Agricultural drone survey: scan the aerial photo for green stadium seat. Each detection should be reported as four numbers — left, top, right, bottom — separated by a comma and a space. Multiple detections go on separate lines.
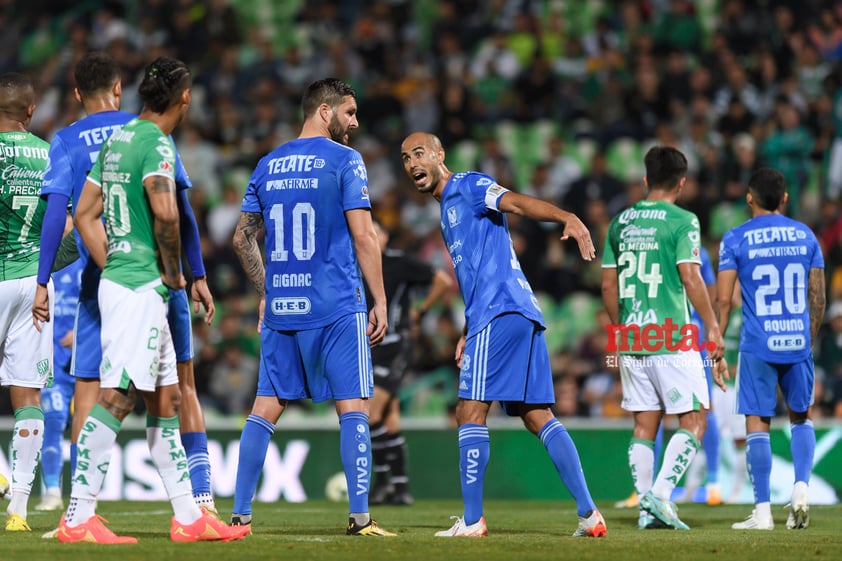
448, 140, 480, 172
606, 137, 644, 182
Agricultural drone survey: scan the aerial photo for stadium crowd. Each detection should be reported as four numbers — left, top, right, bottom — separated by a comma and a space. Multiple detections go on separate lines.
2, 0, 842, 420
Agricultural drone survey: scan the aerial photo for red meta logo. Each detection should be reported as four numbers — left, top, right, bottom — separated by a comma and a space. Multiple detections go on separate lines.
605, 318, 717, 353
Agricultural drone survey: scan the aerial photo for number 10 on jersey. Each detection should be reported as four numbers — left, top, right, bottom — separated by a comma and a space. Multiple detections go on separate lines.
269, 202, 315, 262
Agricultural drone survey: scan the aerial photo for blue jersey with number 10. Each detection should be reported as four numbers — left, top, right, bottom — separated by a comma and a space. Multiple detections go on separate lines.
242, 136, 371, 331
439, 171, 545, 338
719, 213, 824, 363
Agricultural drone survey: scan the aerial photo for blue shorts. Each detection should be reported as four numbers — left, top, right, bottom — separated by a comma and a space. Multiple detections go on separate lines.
42, 371, 74, 421
458, 313, 554, 413
71, 298, 101, 379
257, 312, 373, 402
735, 351, 814, 416
167, 287, 193, 362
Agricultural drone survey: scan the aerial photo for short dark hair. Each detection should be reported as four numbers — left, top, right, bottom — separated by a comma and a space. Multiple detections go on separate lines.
75, 52, 121, 97
0, 72, 34, 118
748, 167, 786, 211
644, 146, 688, 190
138, 56, 191, 114
301, 78, 356, 119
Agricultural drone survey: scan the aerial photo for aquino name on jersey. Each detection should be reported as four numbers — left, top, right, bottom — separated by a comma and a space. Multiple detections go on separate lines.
719, 216, 824, 361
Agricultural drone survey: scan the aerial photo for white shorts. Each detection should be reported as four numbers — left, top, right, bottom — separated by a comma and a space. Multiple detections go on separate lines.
0, 276, 53, 388
619, 351, 710, 414
98, 278, 177, 392
712, 384, 746, 440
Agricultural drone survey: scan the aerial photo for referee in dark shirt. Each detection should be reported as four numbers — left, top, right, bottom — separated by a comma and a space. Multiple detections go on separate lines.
366, 222, 453, 505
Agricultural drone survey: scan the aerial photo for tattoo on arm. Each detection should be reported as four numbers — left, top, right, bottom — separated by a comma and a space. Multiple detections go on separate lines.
233, 212, 266, 296
149, 176, 175, 194
808, 268, 826, 344
155, 216, 181, 277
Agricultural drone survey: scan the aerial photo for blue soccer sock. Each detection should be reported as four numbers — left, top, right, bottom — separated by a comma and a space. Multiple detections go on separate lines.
41, 412, 65, 489
233, 414, 274, 516
703, 411, 720, 484
746, 431, 772, 504
181, 431, 212, 496
790, 420, 815, 484
70, 442, 77, 478
539, 419, 596, 516
340, 412, 371, 515
458, 424, 489, 526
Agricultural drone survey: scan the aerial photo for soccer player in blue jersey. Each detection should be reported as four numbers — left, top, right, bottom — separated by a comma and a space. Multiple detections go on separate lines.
717, 167, 825, 531
230, 78, 393, 536
400, 131, 606, 538
681, 245, 723, 506
30, 52, 218, 519
36, 256, 82, 512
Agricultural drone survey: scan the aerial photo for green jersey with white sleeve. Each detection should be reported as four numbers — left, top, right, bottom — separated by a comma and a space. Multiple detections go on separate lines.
0, 131, 49, 281
602, 199, 703, 355
86, 118, 176, 297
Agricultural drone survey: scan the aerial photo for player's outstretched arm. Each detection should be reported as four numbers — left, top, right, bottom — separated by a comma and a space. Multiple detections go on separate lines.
346, 208, 387, 347
74, 179, 107, 269
496, 191, 595, 260
145, 175, 185, 290
808, 267, 826, 344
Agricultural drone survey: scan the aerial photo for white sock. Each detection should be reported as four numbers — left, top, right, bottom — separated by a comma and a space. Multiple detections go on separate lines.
755, 501, 772, 519
194, 492, 215, 509
628, 439, 655, 496
147, 417, 201, 525
652, 430, 700, 501
682, 450, 707, 498
67, 405, 121, 526
8, 407, 45, 518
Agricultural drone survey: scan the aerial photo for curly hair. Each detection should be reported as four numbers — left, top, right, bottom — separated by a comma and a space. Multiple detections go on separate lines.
138, 56, 191, 114
75, 52, 121, 97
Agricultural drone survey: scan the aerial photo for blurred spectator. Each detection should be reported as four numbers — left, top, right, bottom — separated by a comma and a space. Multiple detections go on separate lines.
652, 0, 702, 53
546, 136, 584, 201
207, 344, 258, 416
563, 151, 626, 219
815, 301, 842, 416
760, 102, 814, 216
207, 183, 245, 248
476, 135, 516, 188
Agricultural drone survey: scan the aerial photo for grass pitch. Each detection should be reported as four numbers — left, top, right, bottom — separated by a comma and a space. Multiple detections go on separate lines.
4, 499, 842, 561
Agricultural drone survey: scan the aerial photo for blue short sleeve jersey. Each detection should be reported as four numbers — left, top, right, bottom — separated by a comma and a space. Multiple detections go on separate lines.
41, 110, 191, 298
439, 172, 544, 337
690, 245, 715, 330
719, 214, 825, 363
242, 137, 371, 330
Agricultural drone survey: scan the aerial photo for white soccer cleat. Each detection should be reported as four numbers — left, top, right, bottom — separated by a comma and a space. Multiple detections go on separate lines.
732, 509, 774, 530
573, 509, 607, 537
434, 516, 488, 537
786, 482, 810, 529
35, 491, 64, 511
